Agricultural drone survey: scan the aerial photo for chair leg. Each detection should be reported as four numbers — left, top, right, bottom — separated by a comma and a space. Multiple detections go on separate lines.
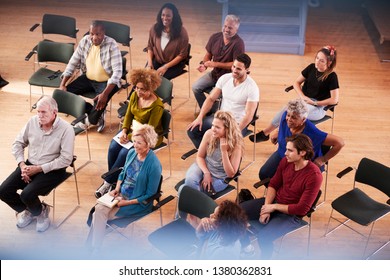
51, 169, 80, 228
366, 239, 390, 260
163, 138, 172, 181
317, 166, 329, 207
76, 130, 92, 172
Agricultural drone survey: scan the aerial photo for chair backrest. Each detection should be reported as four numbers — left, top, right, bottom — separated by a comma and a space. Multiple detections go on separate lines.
52, 89, 86, 119
149, 175, 163, 209
155, 77, 173, 105
178, 186, 218, 218
41, 14, 78, 38
37, 40, 74, 64
160, 109, 171, 140
355, 157, 390, 197
305, 189, 322, 218
98, 20, 131, 46
184, 43, 191, 66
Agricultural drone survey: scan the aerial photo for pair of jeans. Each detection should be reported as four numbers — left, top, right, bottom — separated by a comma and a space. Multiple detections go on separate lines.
105, 139, 131, 184
66, 74, 119, 125
192, 72, 216, 108
183, 162, 227, 193
259, 151, 282, 181
240, 198, 305, 259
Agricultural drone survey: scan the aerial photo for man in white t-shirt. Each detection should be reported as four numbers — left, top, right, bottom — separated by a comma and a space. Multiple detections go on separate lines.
187, 53, 259, 148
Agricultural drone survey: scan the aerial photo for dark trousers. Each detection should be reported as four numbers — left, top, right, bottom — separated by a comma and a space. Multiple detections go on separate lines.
240, 198, 305, 259
67, 75, 119, 125
152, 60, 185, 80
0, 162, 67, 216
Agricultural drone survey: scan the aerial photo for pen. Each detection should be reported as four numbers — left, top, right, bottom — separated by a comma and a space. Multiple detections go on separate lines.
111, 195, 116, 202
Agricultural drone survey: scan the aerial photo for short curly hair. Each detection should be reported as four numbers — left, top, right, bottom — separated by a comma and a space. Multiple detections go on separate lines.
287, 98, 309, 119
130, 68, 161, 92
132, 124, 158, 148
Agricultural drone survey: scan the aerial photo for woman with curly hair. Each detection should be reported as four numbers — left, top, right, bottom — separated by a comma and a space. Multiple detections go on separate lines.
95, 68, 164, 198
182, 110, 243, 195
196, 200, 248, 259
146, 2, 189, 79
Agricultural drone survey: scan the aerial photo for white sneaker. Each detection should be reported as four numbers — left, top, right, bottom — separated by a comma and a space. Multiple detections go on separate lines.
16, 209, 33, 228
36, 203, 51, 232
96, 111, 105, 133
74, 114, 90, 130
95, 181, 112, 198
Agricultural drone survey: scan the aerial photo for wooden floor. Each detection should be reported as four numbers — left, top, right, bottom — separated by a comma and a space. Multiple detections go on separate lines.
0, 0, 389, 260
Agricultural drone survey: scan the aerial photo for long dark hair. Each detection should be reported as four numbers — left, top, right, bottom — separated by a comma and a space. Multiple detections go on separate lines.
154, 3, 183, 40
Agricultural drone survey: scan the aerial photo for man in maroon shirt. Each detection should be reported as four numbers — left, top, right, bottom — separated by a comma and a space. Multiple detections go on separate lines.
192, 14, 245, 109
240, 133, 322, 259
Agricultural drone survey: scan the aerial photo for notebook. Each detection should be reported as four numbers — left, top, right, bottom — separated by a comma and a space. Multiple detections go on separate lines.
96, 192, 119, 208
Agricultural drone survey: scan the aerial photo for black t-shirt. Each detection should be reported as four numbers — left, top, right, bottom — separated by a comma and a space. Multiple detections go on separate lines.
301, 63, 339, 101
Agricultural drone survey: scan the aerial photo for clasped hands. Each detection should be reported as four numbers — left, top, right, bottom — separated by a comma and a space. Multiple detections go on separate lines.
259, 204, 274, 224
20, 164, 40, 183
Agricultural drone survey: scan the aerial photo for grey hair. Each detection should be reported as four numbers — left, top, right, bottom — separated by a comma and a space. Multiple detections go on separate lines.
287, 99, 309, 119
37, 96, 58, 113
225, 14, 240, 28
132, 124, 158, 148
91, 20, 105, 32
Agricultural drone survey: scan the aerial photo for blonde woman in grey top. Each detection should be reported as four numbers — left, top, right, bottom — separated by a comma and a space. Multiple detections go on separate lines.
183, 110, 243, 194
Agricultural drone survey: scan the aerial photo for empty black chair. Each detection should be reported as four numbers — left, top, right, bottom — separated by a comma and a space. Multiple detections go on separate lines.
325, 157, 390, 259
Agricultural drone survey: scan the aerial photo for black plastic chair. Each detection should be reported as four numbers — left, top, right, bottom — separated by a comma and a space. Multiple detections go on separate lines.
97, 20, 133, 69
153, 109, 172, 180
26, 14, 78, 65
171, 43, 192, 104
52, 89, 91, 171
29, 14, 78, 43
148, 185, 217, 259
27, 41, 74, 111
325, 157, 390, 259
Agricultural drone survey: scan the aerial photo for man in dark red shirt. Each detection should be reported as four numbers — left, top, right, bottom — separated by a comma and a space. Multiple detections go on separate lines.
240, 133, 323, 259
192, 14, 245, 108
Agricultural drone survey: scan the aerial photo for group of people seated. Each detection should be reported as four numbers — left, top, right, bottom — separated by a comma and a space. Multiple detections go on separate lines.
0, 2, 345, 259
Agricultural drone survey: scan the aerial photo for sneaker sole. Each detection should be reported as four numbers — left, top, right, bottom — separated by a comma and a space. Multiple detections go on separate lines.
36, 220, 51, 232
16, 218, 34, 228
